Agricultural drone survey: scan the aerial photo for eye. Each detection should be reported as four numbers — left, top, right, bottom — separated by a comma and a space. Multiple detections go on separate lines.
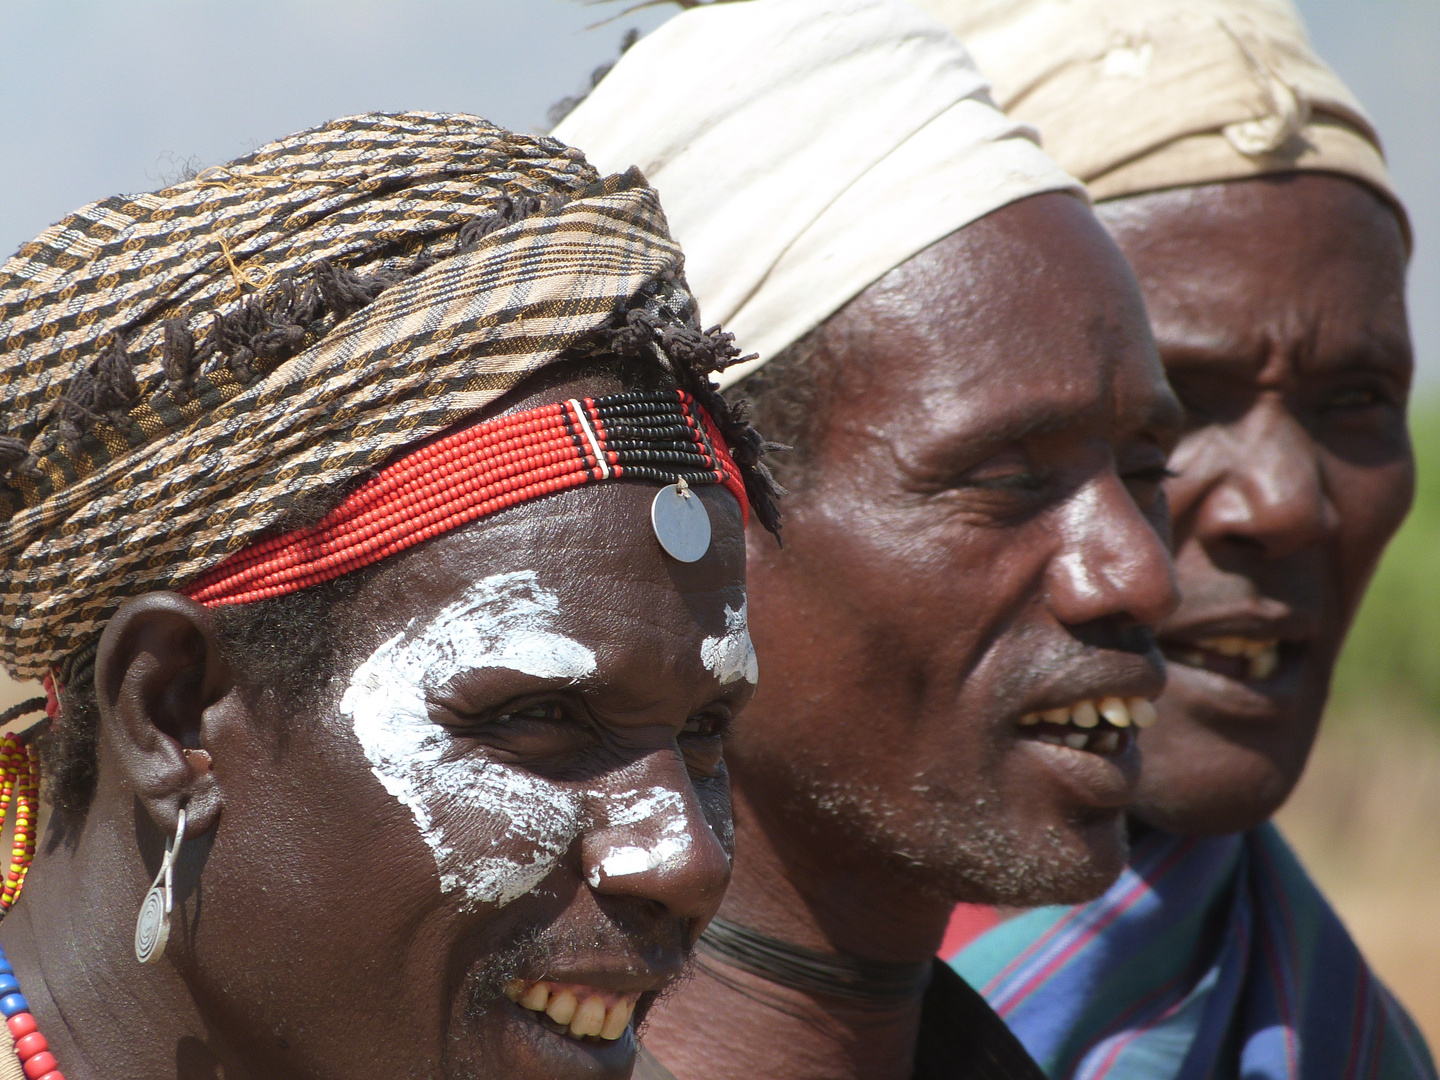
435, 696, 591, 762
679, 711, 730, 778
964, 454, 1049, 492
1120, 446, 1177, 510
504, 702, 567, 722
681, 712, 730, 739
1322, 385, 1391, 411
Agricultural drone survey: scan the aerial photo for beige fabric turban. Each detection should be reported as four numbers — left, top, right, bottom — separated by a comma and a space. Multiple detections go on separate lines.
913, 0, 1406, 238
553, 0, 1084, 387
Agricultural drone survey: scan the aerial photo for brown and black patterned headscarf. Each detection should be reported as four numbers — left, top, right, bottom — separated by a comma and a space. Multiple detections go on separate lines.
0, 111, 777, 683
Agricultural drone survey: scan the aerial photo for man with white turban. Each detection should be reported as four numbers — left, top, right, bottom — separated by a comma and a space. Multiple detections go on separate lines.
910, 1, 1435, 1077
556, 2, 1185, 1077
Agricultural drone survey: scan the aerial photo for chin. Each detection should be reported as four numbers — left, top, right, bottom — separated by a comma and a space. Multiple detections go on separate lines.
1131, 760, 1297, 837
826, 789, 1132, 909
444, 994, 642, 1080
1130, 702, 1314, 836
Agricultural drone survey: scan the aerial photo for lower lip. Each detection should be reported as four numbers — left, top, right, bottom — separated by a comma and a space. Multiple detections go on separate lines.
1160, 647, 1305, 724
497, 999, 639, 1079
1011, 729, 1139, 811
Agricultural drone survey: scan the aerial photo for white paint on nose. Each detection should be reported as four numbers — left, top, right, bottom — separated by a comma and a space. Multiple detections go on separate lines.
700, 600, 758, 686
587, 786, 694, 887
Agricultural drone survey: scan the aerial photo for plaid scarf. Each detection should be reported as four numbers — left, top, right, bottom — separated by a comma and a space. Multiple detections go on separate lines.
0, 111, 699, 679
954, 824, 1437, 1080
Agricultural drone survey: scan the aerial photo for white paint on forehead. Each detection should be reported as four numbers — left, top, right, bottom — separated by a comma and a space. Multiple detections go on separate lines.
700, 600, 759, 686
587, 786, 694, 887
340, 570, 596, 909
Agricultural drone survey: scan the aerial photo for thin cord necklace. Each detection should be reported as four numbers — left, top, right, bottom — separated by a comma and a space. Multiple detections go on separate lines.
696, 915, 933, 1006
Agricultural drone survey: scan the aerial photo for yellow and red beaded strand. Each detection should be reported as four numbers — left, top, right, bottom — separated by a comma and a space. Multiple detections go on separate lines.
0, 741, 38, 913
0, 733, 40, 915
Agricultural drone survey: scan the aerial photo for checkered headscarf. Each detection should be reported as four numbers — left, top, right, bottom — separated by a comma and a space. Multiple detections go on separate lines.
0, 112, 703, 679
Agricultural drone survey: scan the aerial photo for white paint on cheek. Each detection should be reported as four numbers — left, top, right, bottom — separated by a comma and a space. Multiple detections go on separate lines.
586, 786, 694, 888
340, 570, 597, 909
700, 600, 759, 686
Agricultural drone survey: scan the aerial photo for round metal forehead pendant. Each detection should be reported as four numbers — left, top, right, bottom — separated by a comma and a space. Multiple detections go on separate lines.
651, 481, 711, 563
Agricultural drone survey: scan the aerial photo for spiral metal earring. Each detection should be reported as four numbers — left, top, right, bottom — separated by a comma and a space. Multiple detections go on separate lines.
134, 807, 186, 964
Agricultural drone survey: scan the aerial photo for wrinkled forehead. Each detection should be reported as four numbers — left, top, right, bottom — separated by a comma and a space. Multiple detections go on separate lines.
1094, 176, 1412, 368
826, 202, 1166, 445
339, 480, 748, 674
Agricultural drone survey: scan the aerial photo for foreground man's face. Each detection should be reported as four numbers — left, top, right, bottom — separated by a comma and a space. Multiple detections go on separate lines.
1099, 175, 1415, 835
736, 192, 1181, 906
197, 479, 749, 1080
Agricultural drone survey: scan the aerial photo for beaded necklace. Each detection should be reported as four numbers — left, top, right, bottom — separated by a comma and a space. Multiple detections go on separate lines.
0, 699, 56, 1080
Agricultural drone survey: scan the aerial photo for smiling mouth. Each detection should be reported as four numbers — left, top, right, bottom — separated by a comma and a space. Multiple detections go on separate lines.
504, 980, 641, 1043
1017, 695, 1157, 754
1164, 636, 1282, 683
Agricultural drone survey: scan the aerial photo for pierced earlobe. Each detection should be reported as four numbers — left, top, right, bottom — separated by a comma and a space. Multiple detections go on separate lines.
135, 805, 187, 964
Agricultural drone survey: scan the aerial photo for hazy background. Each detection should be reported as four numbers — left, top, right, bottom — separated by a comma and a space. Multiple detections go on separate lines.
2, 0, 1438, 1046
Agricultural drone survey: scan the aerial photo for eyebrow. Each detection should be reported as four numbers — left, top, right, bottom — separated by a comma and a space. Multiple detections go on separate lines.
904, 398, 1110, 470
1156, 328, 1413, 380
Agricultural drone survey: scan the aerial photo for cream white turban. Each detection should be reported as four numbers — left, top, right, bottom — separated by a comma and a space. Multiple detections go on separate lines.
912, 0, 1406, 238
553, 0, 1084, 386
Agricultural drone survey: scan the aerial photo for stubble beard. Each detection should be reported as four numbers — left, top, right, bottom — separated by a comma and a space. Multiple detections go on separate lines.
778, 766, 1124, 909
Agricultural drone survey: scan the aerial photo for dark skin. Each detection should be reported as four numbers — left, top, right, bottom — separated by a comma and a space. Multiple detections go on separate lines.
1096, 174, 1415, 835
0, 372, 751, 1080
644, 191, 1182, 1080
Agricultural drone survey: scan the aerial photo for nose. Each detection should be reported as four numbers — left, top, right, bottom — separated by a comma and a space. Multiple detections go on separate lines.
1047, 470, 1180, 629
580, 751, 731, 926
1179, 398, 1339, 560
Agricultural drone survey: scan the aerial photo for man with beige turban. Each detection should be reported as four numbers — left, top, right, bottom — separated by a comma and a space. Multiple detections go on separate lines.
911, 1, 1435, 1077
556, 1, 1188, 1076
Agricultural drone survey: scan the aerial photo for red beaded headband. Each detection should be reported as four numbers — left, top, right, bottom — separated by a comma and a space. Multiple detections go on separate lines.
183, 389, 747, 607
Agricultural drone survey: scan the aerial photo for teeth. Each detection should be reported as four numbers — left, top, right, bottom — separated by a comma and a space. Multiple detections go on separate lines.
569, 995, 607, 1038
1098, 696, 1131, 728
520, 981, 551, 1011
1195, 636, 1279, 660
1128, 697, 1159, 728
600, 999, 633, 1041
509, 981, 639, 1042
546, 990, 578, 1027
1019, 696, 1158, 748
1179, 637, 1282, 681
1248, 647, 1279, 681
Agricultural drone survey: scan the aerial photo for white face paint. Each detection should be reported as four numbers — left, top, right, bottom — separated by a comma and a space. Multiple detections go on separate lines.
587, 786, 694, 888
340, 570, 597, 909
700, 599, 759, 686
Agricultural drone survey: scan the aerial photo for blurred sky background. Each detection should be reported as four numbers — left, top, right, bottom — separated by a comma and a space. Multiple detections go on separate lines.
2, 0, 1439, 1042
1, 0, 1437, 387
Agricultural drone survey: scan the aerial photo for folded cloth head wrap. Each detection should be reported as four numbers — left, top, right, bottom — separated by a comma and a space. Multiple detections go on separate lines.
913, 0, 1408, 242
0, 111, 771, 681
552, 0, 1085, 387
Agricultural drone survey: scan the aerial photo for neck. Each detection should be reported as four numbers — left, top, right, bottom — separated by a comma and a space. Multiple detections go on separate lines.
0, 803, 251, 1080
641, 780, 953, 1080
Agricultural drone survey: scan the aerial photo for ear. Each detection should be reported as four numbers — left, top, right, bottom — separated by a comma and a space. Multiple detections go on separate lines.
94, 592, 233, 840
